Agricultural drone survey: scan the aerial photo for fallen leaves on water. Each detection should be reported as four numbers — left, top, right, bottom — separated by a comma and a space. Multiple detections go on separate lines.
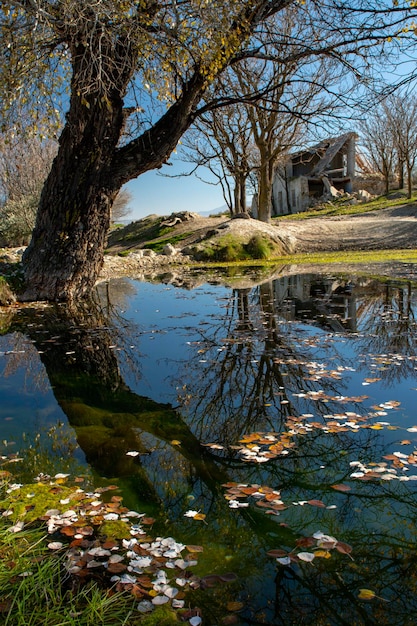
184, 510, 206, 521
268, 531, 352, 566
0, 474, 230, 621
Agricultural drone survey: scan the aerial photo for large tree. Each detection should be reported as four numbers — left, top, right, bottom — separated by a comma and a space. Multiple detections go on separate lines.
0, 0, 413, 302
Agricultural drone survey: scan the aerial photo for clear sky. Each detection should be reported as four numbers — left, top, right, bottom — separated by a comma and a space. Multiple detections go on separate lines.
125, 158, 226, 221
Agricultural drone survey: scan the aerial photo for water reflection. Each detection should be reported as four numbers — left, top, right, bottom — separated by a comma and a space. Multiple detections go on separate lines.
1, 270, 417, 624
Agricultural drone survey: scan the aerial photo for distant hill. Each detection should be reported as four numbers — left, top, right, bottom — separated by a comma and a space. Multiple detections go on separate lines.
197, 205, 228, 217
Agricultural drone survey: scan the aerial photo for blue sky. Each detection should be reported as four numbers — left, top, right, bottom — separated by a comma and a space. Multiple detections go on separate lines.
125, 158, 226, 220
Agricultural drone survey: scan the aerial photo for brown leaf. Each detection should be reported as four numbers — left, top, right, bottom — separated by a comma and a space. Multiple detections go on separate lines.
107, 562, 127, 574
331, 484, 351, 492
267, 549, 288, 558
136, 576, 153, 589
335, 541, 353, 555
307, 499, 326, 508
218, 573, 238, 583
295, 537, 315, 548
186, 545, 204, 553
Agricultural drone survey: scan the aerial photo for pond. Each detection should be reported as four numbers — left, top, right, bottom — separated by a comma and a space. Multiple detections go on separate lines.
1, 266, 417, 625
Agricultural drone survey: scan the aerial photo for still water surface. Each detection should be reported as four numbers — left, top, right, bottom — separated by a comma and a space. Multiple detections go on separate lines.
1, 269, 417, 625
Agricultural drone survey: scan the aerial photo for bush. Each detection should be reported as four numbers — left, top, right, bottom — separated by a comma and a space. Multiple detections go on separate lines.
0, 276, 16, 305
245, 234, 273, 259
0, 192, 39, 246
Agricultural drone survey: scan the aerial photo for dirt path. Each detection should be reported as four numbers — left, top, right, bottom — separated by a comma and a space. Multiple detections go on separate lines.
275, 205, 417, 252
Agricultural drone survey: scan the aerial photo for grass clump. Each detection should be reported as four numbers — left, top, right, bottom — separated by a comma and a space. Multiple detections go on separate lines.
245, 234, 275, 259
0, 276, 16, 305
192, 233, 283, 262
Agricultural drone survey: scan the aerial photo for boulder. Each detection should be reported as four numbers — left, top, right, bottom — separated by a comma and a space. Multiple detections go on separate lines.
162, 243, 178, 256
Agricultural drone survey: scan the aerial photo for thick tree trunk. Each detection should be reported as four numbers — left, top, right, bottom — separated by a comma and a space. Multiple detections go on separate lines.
21, 66, 206, 302
21, 106, 120, 301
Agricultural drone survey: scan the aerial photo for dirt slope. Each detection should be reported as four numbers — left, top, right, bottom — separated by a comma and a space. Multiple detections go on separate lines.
107, 204, 417, 256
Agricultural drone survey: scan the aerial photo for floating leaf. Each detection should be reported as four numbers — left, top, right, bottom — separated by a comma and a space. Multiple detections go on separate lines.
267, 549, 288, 558
314, 550, 331, 558
331, 484, 351, 492
335, 541, 353, 555
297, 552, 315, 562
358, 588, 376, 600
307, 499, 326, 508
152, 595, 169, 605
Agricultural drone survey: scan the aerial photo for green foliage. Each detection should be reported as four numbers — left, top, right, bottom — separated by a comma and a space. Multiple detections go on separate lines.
245, 234, 274, 259
191, 233, 283, 262
0, 276, 15, 305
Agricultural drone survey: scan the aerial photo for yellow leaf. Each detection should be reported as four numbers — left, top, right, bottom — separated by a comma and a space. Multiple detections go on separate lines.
193, 513, 206, 521
358, 589, 376, 600
314, 550, 331, 559
171, 440, 181, 446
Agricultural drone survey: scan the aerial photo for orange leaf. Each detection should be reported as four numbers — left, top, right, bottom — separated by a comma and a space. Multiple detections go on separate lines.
331, 484, 351, 492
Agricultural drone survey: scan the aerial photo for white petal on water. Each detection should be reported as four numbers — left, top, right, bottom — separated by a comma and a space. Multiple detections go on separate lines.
137, 600, 153, 613
152, 595, 169, 605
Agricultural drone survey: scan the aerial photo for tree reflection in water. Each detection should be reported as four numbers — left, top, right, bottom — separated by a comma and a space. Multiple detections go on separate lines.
2, 271, 417, 624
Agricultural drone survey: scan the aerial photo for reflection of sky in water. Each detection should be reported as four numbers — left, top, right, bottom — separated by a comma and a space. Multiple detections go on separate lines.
2, 273, 417, 623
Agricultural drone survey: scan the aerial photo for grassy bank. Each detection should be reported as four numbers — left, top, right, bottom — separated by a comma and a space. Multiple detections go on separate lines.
276, 191, 417, 220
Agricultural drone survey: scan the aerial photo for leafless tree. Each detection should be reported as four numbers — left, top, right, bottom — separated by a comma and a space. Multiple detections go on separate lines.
360, 105, 396, 195
386, 93, 417, 199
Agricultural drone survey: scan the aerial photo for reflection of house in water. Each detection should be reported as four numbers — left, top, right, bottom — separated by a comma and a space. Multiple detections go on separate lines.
267, 133, 356, 217
271, 274, 357, 332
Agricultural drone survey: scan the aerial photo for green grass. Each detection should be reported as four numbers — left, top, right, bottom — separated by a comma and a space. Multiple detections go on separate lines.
191, 248, 417, 270
190, 233, 285, 262
0, 522, 143, 626
275, 192, 417, 221
143, 231, 193, 253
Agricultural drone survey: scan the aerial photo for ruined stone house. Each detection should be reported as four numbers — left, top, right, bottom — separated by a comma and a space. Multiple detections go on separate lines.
267, 132, 357, 216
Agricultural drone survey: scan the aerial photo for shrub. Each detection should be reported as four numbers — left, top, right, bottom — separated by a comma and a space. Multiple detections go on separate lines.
245, 234, 273, 259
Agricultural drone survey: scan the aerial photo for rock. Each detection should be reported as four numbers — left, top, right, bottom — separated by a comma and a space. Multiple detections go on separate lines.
231, 212, 251, 219
142, 249, 156, 257
329, 185, 343, 198
162, 244, 178, 256
357, 189, 373, 202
